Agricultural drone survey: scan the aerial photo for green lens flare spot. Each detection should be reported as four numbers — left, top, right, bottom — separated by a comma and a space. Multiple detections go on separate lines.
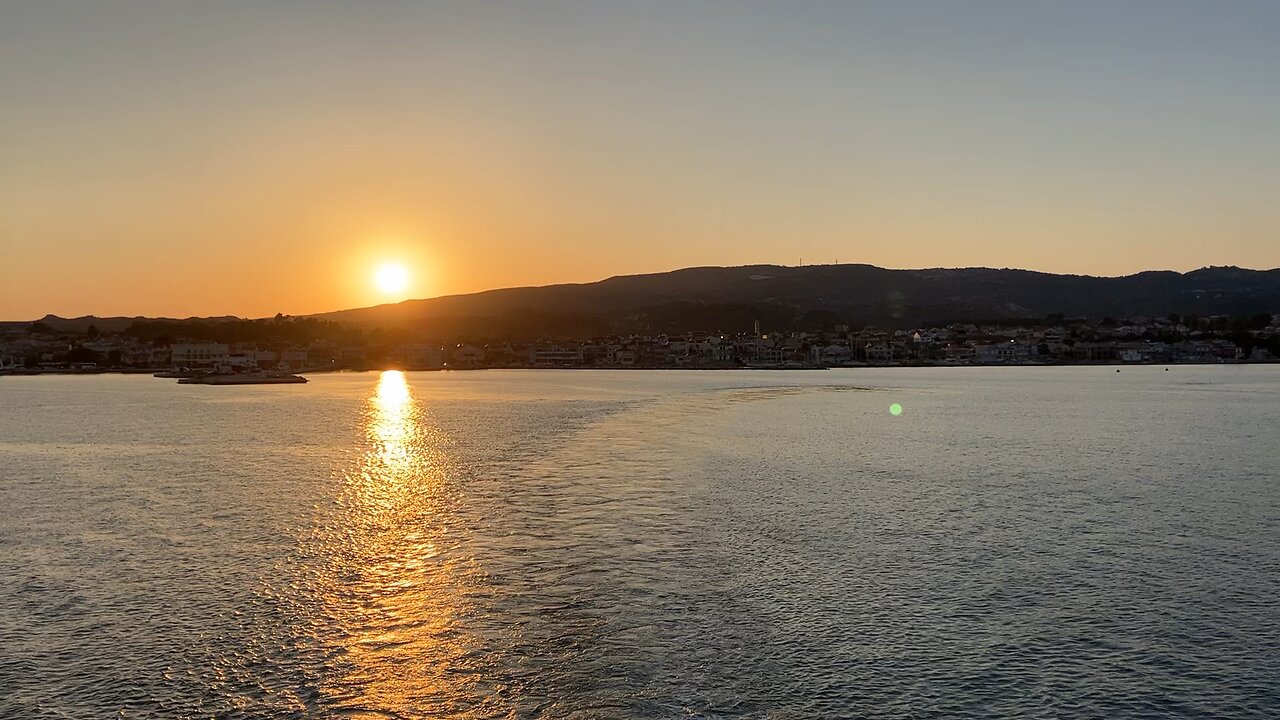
889, 403, 903, 416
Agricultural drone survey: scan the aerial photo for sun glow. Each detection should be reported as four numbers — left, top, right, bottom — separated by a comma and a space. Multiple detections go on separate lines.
374, 262, 410, 296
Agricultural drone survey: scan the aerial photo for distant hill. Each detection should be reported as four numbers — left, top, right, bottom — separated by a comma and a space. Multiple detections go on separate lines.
313, 264, 1280, 337
0, 314, 239, 334
9, 264, 1279, 338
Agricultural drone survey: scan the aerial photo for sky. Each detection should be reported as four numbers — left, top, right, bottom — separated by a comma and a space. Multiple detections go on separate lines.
3, 0, 1280, 319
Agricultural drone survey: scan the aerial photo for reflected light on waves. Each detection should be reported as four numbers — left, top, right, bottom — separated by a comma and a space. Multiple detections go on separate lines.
310, 370, 494, 717
370, 370, 414, 484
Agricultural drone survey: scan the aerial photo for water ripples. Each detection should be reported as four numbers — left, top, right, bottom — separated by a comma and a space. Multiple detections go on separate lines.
1, 368, 1278, 718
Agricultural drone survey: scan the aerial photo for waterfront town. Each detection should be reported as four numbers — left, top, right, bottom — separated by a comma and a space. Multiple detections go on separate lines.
2, 312, 1278, 374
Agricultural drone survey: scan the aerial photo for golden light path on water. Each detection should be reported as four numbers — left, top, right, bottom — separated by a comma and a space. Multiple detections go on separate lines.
369, 370, 415, 489
313, 370, 494, 717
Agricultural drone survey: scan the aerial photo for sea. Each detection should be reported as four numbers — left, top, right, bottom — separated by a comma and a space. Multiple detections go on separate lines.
1, 366, 1277, 719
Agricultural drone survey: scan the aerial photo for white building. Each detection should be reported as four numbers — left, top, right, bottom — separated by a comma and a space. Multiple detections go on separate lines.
975, 341, 1034, 364
811, 343, 851, 363
531, 346, 584, 366
404, 345, 443, 369
280, 348, 309, 370
450, 344, 486, 367
170, 343, 228, 368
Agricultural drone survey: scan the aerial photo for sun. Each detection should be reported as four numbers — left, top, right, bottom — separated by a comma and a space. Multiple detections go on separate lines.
374, 262, 410, 296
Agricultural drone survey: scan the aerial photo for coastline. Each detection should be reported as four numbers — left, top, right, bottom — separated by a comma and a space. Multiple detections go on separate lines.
4, 359, 1277, 378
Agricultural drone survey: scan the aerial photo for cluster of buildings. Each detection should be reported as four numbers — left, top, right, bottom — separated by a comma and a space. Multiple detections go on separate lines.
4, 314, 1277, 373
495, 317, 1276, 368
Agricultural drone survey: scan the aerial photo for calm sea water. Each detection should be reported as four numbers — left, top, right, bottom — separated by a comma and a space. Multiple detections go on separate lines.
1, 367, 1277, 719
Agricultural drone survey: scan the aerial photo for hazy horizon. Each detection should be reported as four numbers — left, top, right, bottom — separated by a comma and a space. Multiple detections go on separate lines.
7, 260, 1280, 323
5, 1, 1280, 319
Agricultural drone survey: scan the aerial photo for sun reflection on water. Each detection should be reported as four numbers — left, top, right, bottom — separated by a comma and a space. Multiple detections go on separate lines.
369, 370, 414, 482
308, 370, 496, 716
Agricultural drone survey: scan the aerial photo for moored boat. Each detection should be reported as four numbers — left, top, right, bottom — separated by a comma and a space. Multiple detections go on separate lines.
177, 372, 307, 385
154, 368, 200, 378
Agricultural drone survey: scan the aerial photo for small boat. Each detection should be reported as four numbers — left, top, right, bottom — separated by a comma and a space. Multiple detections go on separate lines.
154, 367, 199, 378
178, 372, 307, 385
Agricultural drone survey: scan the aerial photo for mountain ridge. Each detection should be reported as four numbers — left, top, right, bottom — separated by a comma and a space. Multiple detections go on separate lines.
310, 263, 1280, 335
7, 264, 1279, 337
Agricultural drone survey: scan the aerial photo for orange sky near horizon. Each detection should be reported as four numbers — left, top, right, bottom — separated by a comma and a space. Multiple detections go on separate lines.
3, 2, 1280, 320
